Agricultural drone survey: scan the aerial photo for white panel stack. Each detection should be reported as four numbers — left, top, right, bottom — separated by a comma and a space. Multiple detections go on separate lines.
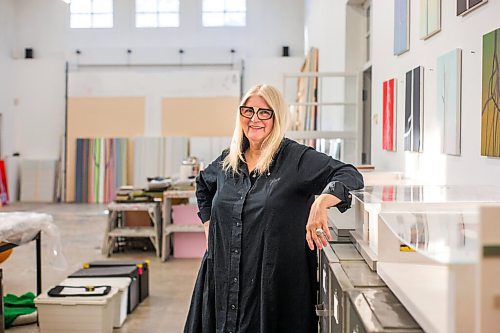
165, 137, 189, 179
5, 154, 20, 202
190, 136, 231, 167
133, 137, 167, 188
20, 159, 57, 202
133, 136, 189, 187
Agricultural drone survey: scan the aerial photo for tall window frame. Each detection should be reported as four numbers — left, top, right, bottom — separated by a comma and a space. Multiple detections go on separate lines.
202, 0, 246, 27
135, 0, 180, 28
70, 0, 113, 29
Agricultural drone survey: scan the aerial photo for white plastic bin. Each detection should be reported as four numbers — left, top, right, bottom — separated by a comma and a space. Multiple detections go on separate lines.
35, 287, 118, 333
59, 277, 131, 327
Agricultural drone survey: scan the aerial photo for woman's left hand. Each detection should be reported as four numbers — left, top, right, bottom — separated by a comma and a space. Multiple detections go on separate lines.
305, 194, 341, 250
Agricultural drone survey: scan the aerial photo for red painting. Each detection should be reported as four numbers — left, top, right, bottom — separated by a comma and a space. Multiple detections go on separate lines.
0, 160, 9, 206
383, 78, 396, 151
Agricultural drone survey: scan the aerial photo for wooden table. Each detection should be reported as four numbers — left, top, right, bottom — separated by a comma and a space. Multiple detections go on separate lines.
102, 202, 162, 257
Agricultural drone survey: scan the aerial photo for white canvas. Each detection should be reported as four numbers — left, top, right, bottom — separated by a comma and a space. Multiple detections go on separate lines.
437, 49, 462, 155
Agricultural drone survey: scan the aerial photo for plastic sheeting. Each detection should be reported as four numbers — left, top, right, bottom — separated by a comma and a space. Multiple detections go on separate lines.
0, 212, 66, 270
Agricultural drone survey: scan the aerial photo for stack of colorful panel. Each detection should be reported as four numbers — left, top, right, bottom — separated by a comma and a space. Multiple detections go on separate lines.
75, 138, 128, 203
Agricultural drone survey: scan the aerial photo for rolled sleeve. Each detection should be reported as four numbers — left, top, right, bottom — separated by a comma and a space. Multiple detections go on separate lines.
321, 181, 353, 213
297, 147, 364, 212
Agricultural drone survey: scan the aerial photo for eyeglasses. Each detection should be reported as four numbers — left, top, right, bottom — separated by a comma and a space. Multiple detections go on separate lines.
239, 106, 274, 120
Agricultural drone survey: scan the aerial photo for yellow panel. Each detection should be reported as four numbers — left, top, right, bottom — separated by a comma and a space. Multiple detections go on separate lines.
161, 97, 239, 136
66, 97, 145, 202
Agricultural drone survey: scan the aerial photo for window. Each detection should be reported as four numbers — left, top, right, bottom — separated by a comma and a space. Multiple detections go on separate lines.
136, 0, 179, 28
202, 0, 246, 27
70, 0, 113, 28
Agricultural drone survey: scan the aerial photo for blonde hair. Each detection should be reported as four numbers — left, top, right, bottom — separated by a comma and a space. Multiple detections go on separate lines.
222, 84, 289, 175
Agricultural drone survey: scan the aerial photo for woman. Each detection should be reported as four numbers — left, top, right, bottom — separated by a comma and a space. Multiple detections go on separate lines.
184, 84, 364, 333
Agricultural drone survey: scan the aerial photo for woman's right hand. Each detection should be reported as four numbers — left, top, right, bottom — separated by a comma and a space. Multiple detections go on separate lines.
203, 220, 210, 249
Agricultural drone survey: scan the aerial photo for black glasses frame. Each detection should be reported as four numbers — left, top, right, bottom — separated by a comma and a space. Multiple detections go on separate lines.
239, 106, 275, 120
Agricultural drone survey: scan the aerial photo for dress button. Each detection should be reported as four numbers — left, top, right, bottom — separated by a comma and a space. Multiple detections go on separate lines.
234, 249, 239, 254
236, 222, 240, 227
240, 196, 243, 200
231, 304, 236, 310
233, 277, 238, 282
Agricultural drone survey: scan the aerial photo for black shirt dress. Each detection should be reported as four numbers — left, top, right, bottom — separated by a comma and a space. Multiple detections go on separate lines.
184, 138, 364, 333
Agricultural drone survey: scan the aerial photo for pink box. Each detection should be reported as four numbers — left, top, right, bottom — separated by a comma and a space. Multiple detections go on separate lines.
172, 204, 205, 258
173, 233, 206, 258
172, 204, 199, 225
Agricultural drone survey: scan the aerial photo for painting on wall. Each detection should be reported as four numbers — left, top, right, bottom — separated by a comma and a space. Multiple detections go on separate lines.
457, 0, 487, 16
420, 0, 441, 39
394, 0, 410, 56
383, 78, 397, 151
437, 49, 462, 156
481, 28, 500, 157
404, 67, 424, 152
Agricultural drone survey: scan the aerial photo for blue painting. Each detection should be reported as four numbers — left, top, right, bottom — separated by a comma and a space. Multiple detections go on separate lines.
394, 0, 410, 55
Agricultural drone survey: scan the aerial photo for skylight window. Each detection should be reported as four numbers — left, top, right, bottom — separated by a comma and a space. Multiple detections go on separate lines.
136, 0, 180, 28
70, 0, 113, 28
202, 0, 246, 27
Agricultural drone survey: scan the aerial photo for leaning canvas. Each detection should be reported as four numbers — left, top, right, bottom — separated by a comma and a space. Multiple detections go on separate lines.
404, 67, 424, 152
481, 28, 500, 157
383, 78, 397, 151
394, 0, 410, 55
437, 49, 462, 156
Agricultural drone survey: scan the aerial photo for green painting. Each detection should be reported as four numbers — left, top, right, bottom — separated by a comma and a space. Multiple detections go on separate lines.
481, 28, 500, 157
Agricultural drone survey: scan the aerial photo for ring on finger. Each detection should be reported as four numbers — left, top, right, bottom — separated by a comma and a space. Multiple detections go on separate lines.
315, 228, 324, 236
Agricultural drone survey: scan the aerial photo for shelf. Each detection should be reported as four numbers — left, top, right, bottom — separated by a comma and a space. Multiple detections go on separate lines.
286, 131, 357, 140
283, 71, 358, 78
108, 202, 159, 211
164, 224, 204, 236
289, 102, 357, 106
108, 227, 156, 238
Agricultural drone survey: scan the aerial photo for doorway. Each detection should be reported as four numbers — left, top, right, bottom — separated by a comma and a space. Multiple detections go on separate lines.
362, 67, 372, 164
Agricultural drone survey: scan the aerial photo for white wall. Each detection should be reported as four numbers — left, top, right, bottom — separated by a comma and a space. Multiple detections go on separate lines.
7, 0, 305, 160
0, 0, 15, 157
345, 3, 366, 73
69, 69, 241, 136
13, 60, 66, 158
13, 0, 305, 59
304, 0, 347, 72
244, 57, 304, 94
371, 0, 500, 185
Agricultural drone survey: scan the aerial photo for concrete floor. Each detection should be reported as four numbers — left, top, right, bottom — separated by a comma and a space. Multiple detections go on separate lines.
0, 203, 201, 333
